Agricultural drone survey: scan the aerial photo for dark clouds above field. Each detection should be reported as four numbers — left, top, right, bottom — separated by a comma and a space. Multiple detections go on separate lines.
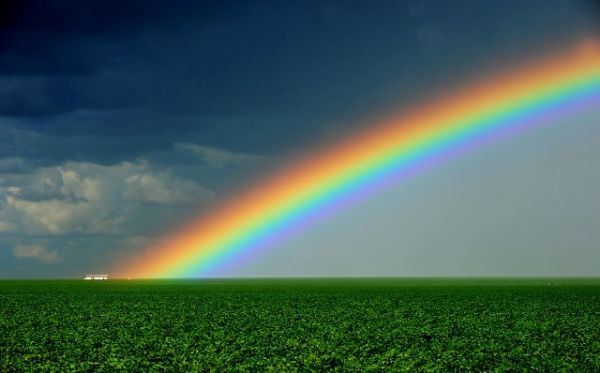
1, 1, 599, 277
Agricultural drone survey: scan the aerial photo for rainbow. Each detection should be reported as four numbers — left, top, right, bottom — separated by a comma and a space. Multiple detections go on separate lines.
120, 41, 600, 278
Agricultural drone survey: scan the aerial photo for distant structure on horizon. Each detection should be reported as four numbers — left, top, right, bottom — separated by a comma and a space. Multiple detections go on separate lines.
84, 274, 108, 280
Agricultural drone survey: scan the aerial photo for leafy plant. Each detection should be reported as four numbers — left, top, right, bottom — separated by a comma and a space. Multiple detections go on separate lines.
1, 278, 599, 371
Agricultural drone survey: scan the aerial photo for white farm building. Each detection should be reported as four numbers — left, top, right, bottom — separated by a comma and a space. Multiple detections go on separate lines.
84, 274, 108, 280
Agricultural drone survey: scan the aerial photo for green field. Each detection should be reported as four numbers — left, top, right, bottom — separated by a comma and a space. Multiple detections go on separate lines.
1, 278, 599, 371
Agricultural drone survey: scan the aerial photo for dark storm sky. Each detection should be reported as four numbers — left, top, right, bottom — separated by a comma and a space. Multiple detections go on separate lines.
1, 1, 599, 277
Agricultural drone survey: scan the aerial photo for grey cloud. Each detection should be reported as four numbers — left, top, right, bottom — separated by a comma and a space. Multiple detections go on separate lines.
0, 160, 215, 235
174, 143, 267, 168
124, 170, 214, 204
4, 193, 124, 235
12, 243, 60, 263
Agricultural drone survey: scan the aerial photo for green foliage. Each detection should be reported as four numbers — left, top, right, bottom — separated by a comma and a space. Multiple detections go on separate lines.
1, 278, 599, 371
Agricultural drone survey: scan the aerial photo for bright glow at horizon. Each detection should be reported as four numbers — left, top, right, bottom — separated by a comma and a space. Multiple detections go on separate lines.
118, 40, 600, 279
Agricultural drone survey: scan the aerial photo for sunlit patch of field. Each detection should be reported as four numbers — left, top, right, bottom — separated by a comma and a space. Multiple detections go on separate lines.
1, 278, 599, 371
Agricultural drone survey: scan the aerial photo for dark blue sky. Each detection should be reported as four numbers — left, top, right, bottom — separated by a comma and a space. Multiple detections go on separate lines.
1, 1, 599, 277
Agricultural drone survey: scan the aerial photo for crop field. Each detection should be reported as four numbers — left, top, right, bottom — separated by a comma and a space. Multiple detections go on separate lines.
1, 278, 599, 371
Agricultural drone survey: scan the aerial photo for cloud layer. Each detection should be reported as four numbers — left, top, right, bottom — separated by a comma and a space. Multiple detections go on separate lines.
0, 160, 214, 236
